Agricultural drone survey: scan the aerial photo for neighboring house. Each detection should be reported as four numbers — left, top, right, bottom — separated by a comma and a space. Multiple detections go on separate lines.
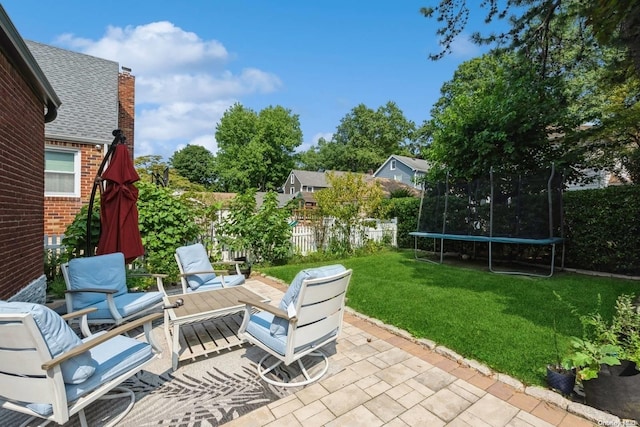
26, 40, 135, 236
0, 5, 61, 302
373, 155, 429, 189
255, 192, 299, 208
284, 168, 420, 209
283, 169, 348, 195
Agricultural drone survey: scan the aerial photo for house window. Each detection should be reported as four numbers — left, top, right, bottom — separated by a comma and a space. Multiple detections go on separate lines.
390, 159, 396, 170
289, 187, 294, 195
394, 174, 402, 182
45, 148, 80, 197
290, 174, 294, 184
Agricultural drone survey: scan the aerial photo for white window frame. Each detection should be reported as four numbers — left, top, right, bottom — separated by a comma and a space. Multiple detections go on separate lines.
290, 174, 294, 184
289, 187, 294, 195
45, 147, 81, 197
390, 159, 396, 170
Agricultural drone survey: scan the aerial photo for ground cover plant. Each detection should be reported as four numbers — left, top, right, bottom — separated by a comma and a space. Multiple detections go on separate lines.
258, 249, 639, 387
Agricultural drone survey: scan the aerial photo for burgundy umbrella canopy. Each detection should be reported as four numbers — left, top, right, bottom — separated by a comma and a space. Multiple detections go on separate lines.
95, 142, 144, 263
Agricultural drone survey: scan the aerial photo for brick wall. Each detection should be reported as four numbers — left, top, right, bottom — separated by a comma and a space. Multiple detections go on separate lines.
43, 140, 103, 235
0, 50, 47, 300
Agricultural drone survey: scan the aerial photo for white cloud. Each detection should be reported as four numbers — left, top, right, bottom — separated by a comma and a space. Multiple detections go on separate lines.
449, 32, 482, 58
135, 100, 234, 157
55, 21, 282, 159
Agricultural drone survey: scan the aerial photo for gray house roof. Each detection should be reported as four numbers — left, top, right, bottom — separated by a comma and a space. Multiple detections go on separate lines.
26, 40, 119, 144
291, 170, 348, 188
375, 155, 430, 175
0, 6, 60, 120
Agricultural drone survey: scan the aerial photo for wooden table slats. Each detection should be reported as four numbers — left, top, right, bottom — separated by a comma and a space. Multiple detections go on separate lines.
163, 286, 269, 369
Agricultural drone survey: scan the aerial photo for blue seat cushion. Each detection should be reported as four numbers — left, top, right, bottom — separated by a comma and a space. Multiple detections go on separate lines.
67, 253, 127, 310
84, 292, 163, 320
270, 265, 346, 336
176, 243, 216, 291
0, 301, 96, 385
27, 332, 154, 416
185, 274, 246, 293
246, 311, 339, 357
246, 311, 286, 355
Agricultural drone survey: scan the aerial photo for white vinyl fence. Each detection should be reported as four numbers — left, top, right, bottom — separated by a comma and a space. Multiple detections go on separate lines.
291, 218, 398, 255
44, 217, 398, 258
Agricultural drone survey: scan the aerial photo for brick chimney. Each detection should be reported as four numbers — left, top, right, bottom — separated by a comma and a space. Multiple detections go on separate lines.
118, 66, 135, 158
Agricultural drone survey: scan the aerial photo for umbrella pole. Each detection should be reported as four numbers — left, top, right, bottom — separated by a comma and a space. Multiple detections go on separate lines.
85, 129, 126, 256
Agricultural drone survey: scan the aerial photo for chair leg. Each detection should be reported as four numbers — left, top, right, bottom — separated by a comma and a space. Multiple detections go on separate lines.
257, 351, 330, 388
95, 386, 136, 427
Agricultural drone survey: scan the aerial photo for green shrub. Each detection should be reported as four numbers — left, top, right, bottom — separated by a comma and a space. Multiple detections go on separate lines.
564, 185, 640, 275
384, 197, 420, 248
136, 180, 201, 281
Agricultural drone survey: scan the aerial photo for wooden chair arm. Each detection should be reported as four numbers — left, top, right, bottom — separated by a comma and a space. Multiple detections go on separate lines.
129, 273, 168, 294
129, 273, 167, 279
179, 270, 230, 277
42, 312, 163, 370
65, 288, 118, 294
212, 260, 243, 266
238, 298, 293, 321
61, 307, 97, 321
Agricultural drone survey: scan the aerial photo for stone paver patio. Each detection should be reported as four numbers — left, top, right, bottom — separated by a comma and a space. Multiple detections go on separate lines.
225, 277, 622, 427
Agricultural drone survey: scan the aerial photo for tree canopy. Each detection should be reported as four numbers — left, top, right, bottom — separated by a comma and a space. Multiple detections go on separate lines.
215, 103, 302, 192
421, 1, 640, 77
297, 101, 417, 173
421, 0, 640, 182
426, 51, 569, 179
169, 144, 216, 187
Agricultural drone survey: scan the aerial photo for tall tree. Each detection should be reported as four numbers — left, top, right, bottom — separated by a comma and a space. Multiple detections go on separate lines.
422, 1, 640, 182
215, 103, 302, 192
298, 101, 416, 173
169, 144, 216, 187
426, 51, 569, 179
421, 1, 640, 76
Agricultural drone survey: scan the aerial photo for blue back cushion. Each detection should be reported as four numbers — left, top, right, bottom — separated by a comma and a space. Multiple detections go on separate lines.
67, 253, 127, 309
270, 264, 346, 337
0, 301, 96, 384
176, 243, 216, 290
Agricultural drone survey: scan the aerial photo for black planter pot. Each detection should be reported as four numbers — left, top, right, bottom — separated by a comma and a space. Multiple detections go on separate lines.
583, 360, 640, 421
546, 365, 576, 396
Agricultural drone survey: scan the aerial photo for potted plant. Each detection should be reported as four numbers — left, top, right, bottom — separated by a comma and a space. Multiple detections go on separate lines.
546, 319, 576, 396
560, 293, 640, 420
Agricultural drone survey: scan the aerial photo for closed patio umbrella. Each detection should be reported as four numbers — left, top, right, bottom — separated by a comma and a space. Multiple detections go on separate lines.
94, 134, 144, 263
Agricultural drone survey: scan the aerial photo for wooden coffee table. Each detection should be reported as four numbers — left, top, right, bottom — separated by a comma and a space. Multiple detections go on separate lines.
163, 286, 269, 370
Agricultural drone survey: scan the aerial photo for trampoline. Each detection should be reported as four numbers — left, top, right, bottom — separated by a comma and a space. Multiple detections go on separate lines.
410, 165, 565, 277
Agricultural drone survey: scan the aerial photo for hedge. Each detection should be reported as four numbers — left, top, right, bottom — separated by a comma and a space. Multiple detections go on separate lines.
563, 185, 640, 275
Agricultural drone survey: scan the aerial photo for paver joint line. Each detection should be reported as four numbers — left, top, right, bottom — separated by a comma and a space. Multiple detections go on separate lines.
250, 274, 604, 426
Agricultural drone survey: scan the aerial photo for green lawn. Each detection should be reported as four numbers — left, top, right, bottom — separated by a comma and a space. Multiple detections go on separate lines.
258, 249, 640, 387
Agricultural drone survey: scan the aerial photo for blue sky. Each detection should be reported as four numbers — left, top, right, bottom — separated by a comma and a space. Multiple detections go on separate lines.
4, 1, 492, 160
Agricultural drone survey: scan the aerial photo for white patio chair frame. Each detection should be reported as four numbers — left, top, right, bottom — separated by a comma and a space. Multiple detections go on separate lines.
174, 244, 245, 294
61, 253, 166, 337
0, 308, 162, 427
238, 268, 352, 387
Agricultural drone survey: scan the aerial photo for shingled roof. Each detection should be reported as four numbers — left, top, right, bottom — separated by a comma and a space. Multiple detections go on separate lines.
292, 170, 348, 187
26, 40, 119, 144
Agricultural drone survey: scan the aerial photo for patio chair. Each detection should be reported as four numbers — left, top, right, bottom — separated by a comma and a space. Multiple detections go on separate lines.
175, 243, 246, 294
0, 301, 162, 426
238, 264, 352, 387
61, 252, 165, 336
